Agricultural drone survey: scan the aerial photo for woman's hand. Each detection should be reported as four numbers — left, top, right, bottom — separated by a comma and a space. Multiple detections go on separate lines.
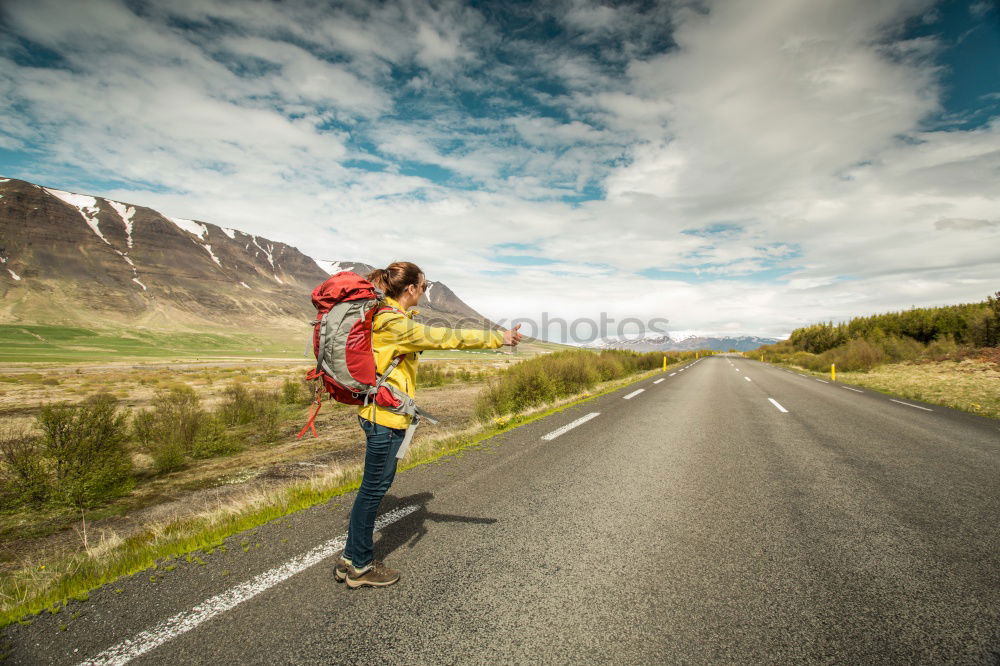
502, 323, 524, 346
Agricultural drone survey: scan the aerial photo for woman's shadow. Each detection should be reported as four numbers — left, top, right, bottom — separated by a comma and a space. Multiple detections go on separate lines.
373, 492, 497, 559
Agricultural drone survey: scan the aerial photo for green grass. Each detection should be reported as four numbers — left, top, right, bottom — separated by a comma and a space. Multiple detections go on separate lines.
0, 363, 665, 628
0, 325, 302, 362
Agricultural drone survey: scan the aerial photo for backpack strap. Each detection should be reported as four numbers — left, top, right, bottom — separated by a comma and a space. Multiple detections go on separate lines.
365, 354, 404, 407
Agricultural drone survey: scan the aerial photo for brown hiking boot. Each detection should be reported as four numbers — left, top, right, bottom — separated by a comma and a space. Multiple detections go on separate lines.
345, 560, 400, 589
334, 552, 351, 583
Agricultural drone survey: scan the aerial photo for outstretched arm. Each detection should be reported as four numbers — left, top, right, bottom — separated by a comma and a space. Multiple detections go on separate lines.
380, 317, 523, 353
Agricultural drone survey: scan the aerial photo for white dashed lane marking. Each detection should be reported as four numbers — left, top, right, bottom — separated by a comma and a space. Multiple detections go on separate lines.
78, 505, 419, 666
890, 399, 933, 412
623, 389, 645, 400
653, 378, 665, 384
841, 386, 863, 393
541, 412, 601, 441
768, 398, 789, 413
744, 376, 751, 382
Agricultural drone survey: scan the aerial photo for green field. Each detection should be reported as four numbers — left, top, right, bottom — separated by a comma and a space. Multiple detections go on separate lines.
0, 325, 577, 364
0, 325, 303, 363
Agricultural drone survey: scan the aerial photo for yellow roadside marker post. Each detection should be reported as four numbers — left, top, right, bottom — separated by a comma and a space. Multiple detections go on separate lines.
831, 363, 836, 381
662, 356, 667, 371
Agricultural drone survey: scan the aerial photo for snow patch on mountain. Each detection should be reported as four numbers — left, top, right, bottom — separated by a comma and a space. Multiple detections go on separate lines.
203, 245, 222, 267
314, 259, 343, 274
45, 188, 108, 245
107, 201, 137, 248
8, 269, 20, 281
170, 217, 224, 269
170, 217, 209, 240
221, 227, 237, 240
252, 236, 275, 268
252, 236, 285, 284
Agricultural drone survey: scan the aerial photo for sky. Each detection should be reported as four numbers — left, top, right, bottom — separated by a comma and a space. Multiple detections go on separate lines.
1, 0, 998, 342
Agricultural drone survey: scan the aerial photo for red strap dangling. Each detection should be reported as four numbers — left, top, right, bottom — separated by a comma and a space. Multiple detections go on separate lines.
297, 397, 322, 439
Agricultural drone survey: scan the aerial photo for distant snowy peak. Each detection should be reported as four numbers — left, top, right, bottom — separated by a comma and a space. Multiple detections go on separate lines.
592, 333, 780, 352
313, 260, 375, 278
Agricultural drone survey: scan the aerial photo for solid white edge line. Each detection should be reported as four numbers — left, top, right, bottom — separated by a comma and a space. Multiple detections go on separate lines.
744, 376, 751, 382
623, 388, 645, 400
768, 398, 788, 413
653, 378, 665, 384
541, 412, 601, 441
890, 399, 933, 412
78, 505, 420, 666
841, 386, 863, 393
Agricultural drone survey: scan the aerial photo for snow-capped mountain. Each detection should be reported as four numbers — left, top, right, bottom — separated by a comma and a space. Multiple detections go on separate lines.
588, 333, 780, 352
0, 177, 495, 331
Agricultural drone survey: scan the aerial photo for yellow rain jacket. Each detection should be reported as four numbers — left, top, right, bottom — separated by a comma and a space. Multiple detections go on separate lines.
358, 296, 504, 429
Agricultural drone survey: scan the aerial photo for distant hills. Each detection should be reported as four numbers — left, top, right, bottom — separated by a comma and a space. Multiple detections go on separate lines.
587, 334, 780, 352
0, 177, 495, 333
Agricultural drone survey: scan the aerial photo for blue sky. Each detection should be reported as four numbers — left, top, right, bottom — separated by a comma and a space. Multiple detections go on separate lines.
1, 0, 998, 340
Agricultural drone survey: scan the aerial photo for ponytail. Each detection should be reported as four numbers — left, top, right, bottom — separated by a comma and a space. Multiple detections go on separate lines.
367, 261, 423, 299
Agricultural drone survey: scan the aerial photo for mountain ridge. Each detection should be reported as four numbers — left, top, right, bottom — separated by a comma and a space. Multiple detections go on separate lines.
0, 177, 496, 334
587, 333, 780, 352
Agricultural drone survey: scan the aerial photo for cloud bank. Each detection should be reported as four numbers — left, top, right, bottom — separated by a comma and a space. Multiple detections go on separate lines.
1, 0, 997, 339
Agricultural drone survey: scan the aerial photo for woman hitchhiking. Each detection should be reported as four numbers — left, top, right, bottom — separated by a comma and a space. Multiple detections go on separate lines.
336, 261, 523, 589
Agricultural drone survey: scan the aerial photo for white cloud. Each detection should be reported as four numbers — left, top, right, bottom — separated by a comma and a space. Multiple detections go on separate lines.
1, 0, 997, 340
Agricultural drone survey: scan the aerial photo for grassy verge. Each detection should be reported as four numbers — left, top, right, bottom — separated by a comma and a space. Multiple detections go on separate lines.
765, 358, 1000, 419
0, 362, 669, 628
0, 325, 301, 363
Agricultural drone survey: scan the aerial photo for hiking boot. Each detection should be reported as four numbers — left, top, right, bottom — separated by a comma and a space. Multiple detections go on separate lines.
334, 552, 351, 583
345, 560, 400, 589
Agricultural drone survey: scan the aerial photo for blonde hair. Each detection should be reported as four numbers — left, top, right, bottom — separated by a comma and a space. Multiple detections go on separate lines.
366, 262, 423, 299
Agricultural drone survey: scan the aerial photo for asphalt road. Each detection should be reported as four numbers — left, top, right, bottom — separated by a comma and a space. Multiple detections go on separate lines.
6, 356, 1000, 665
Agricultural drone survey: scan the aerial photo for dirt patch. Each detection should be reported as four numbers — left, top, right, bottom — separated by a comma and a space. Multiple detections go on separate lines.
975, 346, 1000, 368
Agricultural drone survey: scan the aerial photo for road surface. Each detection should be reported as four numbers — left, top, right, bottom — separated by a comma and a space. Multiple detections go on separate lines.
5, 356, 1000, 664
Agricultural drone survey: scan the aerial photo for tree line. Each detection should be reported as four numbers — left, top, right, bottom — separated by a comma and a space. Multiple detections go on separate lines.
786, 292, 1000, 355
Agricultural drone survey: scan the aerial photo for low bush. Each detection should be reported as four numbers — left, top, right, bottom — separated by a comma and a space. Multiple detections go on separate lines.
191, 414, 242, 459
133, 387, 205, 474
36, 393, 133, 507
219, 383, 283, 442
280, 378, 313, 406
475, 349, 666, 422
0, 422, 49, 508
250, 389, 282, 442
219, 384, 256, 426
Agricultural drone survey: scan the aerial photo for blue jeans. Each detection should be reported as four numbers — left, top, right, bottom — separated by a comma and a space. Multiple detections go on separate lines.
344, 416, 406, 568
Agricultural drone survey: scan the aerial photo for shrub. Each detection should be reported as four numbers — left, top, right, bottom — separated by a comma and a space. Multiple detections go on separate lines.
36, 393, 133, 507
925, 334, 959, 361
280, 378, 310, 405
878, 335, 923, 363
418, 364, 447, 388
475, 349, 663, 422
191, 414, 242, 458
133, 387, 204, 474
0, 422, 49, 508
249, 389, 282, 442
219, 384, 256, 426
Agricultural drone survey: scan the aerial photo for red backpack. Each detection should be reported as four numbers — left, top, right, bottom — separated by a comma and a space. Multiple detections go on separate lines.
298, 271, 437, 443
